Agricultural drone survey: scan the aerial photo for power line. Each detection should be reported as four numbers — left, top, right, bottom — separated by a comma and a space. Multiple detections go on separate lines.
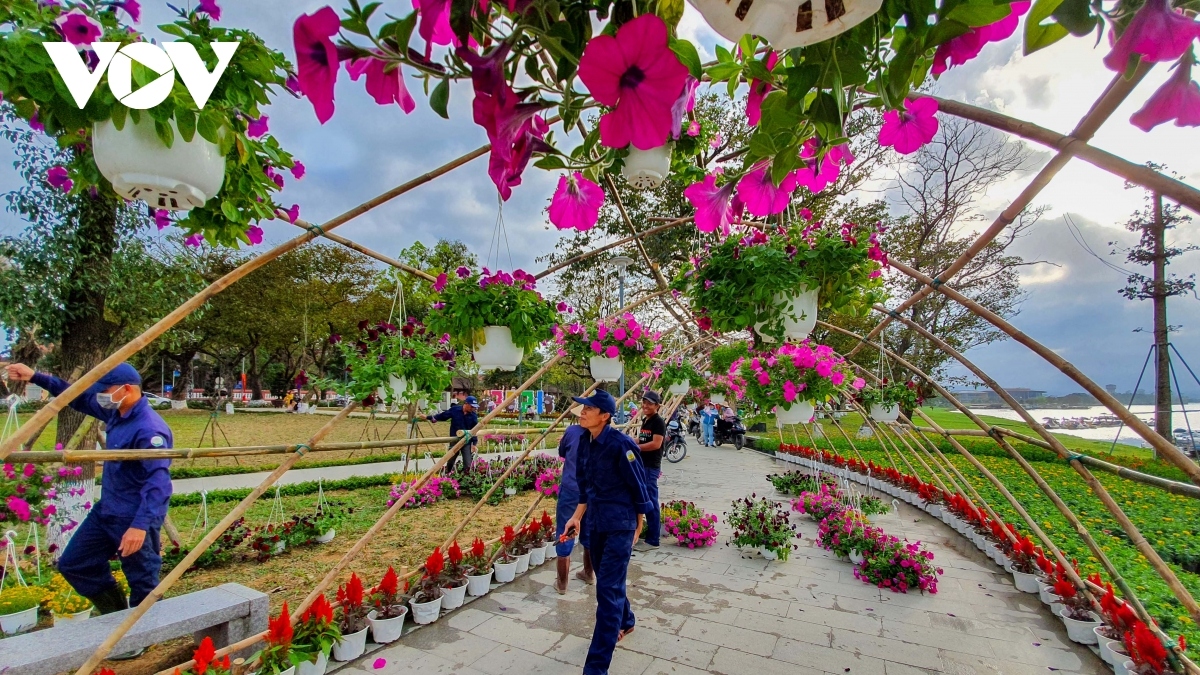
1062, 213, 1135, 277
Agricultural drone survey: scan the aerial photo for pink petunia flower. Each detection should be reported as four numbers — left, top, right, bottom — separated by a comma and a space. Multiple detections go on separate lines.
198, 0, 222, 20
605, 345, 620, 359
746, 51, 779, 127
1103, 0, 1200, 72
116, 0, 141, 23
684, 174, 743, 234
414, 0, 457, 50
433, 273, 448, 292
737, 163, 800, 217
548, 172, 605, 231
852, 377, 866, 390
878, 97, 939, 155
291, 161, 306, 180
293, 7, 342, 124
591, 340, 603, 354
184, 233, 205, 247
1130, 53, 1200, 131
246, 115, 269, 138
577, 14, 690, 150
153, 209, 171, 230
278, 204, 300, 223
669, 76, 700, 140
932, 2, 1029, 75
348, 54, 416, 113
56, 9, 102, 45
46, 166, 73, 192
247, 225, 264, 245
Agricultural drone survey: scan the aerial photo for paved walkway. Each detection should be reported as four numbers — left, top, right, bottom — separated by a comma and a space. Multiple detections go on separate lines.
329, 437, 1105, 675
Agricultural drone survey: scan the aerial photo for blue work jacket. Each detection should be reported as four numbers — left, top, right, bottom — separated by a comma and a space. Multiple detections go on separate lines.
32, 373, 173, 530
557, 424, 589, 496
431, 404, 479, 445
576, 424, 654, 532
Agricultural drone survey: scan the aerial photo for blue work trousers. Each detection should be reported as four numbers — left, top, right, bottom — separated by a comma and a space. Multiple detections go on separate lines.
58, 509, 162, 606
642, 469, 661, 547
702, 421, 714, 445
554, 486, 590, 557
584, 528, 636, 675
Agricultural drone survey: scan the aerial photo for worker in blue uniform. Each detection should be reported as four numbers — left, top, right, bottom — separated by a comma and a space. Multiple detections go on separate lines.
6, 362, 172, 620
427, 394, 479, 472
563, 389, 653, 675
553, 408, 593, 594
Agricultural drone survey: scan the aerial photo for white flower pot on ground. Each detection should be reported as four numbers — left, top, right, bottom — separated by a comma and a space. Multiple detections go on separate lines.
316, 529, 336, 544
1012, 570, 1041, 593
504, 487, 517, 496
621, 143, 673, 190
1038, 581, 1056, 605
1095, 627, 1122, 664
52, 609, 92, 625
467, 570, 493, 596
1058, 609, 1101, 644
589, 356, 624, 383
297, 651, 328, 675
93, 117, 226, 211
367, 608, 408, 644
493, 561, 517, 583
544, 542, 557, 560
668, 380, 691, 396
515, 552, 532, 574
529, 545, 547, 566
332, 626, 369, 661
776, 401, 815, 425
709, 393, 726, 405
473, 326, 524, 371
755, 288, 819, 341
409, 596, 443, 625
759, 547, 778, 561
440, 580, 468, 610
927, 505, 942, 518
870, 403, 900, 423
1115, 659, 1134, 675
849, 550, 865, 565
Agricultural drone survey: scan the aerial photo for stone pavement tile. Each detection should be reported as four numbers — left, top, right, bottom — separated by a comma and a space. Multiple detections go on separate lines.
925, 612, 1028, 644
546, 633, 654, 675
1023, 624, 1076, 650
880, 622, 997, 658
616, 625, 719, 670
470, 613, 567, 654
652, 554, 732, 576
449, 607, 497, 632
881, 661, 938, 675
678, 616, 779, 657
475, 590, 554, 622
398, 626, 503, 667
987, 641, 1088, 671
708, 646, 825, 675
771, 636, 888, 675
358, 642, 487, 675
705, 587, 792, 617
656, 595, 742, 626
836, 594, 936, 628
830, 626, 945, 671
639, 657, 712, 675
735, 608, 833, 646
470, 644, 579, 675
938, 567, 1002, 584
938, 650, 1092, 675
652, 566, 759, 593
873, 592, 980, 618
786, 601, 884, 634
631, 606, 689, 634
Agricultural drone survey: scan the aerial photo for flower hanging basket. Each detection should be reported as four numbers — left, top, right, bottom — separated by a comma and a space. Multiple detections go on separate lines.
473, 326, 525, 371
589, 356, 625, 383
685, 0, 884, 50
755, 288, 819, 342
870, 403, 900, 423
93, 117, 226, 212
0, 606, 37, 635
621, 143, 674, 190
776, 401, 815, 425
710, 393, 726, 405
668, 380, 691, 396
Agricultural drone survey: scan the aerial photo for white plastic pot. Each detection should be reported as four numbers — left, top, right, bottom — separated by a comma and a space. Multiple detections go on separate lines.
467, 571, 493, 596
589, 356, 624, 383
515, 552, 532, 574
759, 547, 778, 561
332, 626, 368, 661
367, 607, 407, 644
621, 143, 673, 190
504, 487, 517, 496
1059, 609, 1101, 644
870, 403, 900, 423
776, 401, 815, 425
529, 544, 547, 566
1115, 659, 1134, 675
473, 326, 524, 372
1012, 570, 1041, 593
296, 651, 328, 675
755, 288, 819, 341
668, 380, 691, 396
849, 549, 865, 565
51, 609, 92, 625
685, 0, 883, 49
409, 595, 443, 625
493, 561, 517, 583
709, 393, 726, 405
389, 375, 413, 405
93, 117, 225, 211
316, 529, 336, 544
927, 505, 942, 518
544, 542, 557, 560
1095, 627, 1122, 664
1038, 581, 1056, 605
440, 580, 468, 610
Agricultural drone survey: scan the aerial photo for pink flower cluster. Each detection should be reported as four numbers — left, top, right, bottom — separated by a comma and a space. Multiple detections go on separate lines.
554, 313, 662, 361
387, 476, 460, 509
663, 504, 719, 549
534, 466, 562, 497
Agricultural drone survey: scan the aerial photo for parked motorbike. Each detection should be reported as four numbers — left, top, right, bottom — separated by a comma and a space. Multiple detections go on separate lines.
714, 415, 746, 450
665, 418, 688, 463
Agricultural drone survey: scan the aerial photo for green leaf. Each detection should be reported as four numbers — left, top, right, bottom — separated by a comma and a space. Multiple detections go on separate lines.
886, 38, 921, 103
429, 79, 450, 119
669, 38, 702, 79
392, 12, 419, 52
656, 0, 685, 28
705, 62, 742, 84
925, 19, 971, 48
158, 23, 187, 38
197, 109, 222, 144
154, 119, 175, 148
1051, 0, 1098, 36
111, 104, 127, 132
783, 64, 821, 103
1023, 0, 1070, 55
807, 92, 843, 141
946, 1, 1013, 27
533, 155, 567, 170
177, 110, 196, 143
221, 200, 242, 223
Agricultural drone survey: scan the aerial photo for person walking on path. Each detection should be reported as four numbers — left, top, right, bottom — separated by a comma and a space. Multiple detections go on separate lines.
6, 362, 171, 655
633, 391, 665, 552
563, 389, 653, 675
553, 409, 594, 594
700, 402, 717, 447
428, 395, 479, 473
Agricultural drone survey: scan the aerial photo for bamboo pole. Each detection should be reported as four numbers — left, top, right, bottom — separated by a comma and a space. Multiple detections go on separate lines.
1, 145, 491, 459
11, 436, 461, 463
286, 222, 436, 282
850, 63, 1153, 355
73, 402, 360, 673
534, 217, 691, 279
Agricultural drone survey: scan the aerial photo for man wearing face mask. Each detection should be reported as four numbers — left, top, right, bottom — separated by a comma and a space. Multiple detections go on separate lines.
6, 362, 172, 627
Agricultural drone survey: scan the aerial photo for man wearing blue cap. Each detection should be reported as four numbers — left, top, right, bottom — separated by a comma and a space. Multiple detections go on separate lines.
562, 389, 654, 675
6, 362, 172, 623
427, 394, 479, 473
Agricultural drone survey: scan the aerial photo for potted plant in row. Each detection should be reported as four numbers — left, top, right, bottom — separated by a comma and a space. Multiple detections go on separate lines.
706, 374, 741, 406
439, 542, 470, 611
332, 573, 369, 661
367, 567, 408, 644
464, 538, 494, 596
726, 496, 800, 561
857, 379, 921, 423
555, 313, 662, 383
493, 526, 520, 583
427, 268, 560, 372
661, 500, 720, 549
46, 586, 93, 625
254, 603, 299, 675
739, 341, 864, 425
0, 585, 44, 635
319, 319, 454, 409
681, 219, 886, 343
292, 594, 340, 675
410, 549, 445, 625
540, 512, 558, 560
180, 637, 232, 675
658, 356, 702, 396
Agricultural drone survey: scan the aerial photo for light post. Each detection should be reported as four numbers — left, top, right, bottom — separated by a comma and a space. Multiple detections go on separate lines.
609, 256, 634, 422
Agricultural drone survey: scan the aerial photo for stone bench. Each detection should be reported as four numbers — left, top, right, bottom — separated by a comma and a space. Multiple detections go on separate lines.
0, 583, 267, 675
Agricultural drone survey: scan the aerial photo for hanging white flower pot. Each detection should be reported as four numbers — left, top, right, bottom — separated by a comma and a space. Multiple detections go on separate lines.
776, 401, 815, 425
297, 651, 328, 675
316, 528, 336, 544
367, 607, 407, 644
668, 380, 691, 396
709, 393, 726, 405
473, 326, 524, 371
685, 0, 883, 50
52, 609, 92, 625
409, 595, 443, 625
93, 117, 225, 211
331, 626, 369, 661
440, 580, 468, 610
870, 403, 900, 423
621, 142, 674, 190
467, 570, 493, 596
389, 375, 413, 404
755, 287, 819, 342
589, 356, 624, 383
493, 560, 518, 583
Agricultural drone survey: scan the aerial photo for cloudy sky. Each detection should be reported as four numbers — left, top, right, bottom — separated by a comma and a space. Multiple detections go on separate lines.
0, 1, 1197, 396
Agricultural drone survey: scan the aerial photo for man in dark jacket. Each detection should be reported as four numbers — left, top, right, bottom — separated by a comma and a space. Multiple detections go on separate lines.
428, 395, 479, 472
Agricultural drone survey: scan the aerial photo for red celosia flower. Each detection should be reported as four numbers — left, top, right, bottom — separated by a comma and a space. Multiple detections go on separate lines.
377, 567, 399, 596
471, 537, 486, 557
1053, 577, 1077, 598
541, 511, 553, 531
338, 573, 364, 610
268, 602, 293, 647
193, 636, 217, 675
448, 541, 464, 565
425, 547, 445, 578
300, 594, 335, 625
502, 526, 515, 545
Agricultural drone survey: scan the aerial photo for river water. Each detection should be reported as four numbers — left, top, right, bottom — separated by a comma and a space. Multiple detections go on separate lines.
934, 405, 1200, 448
